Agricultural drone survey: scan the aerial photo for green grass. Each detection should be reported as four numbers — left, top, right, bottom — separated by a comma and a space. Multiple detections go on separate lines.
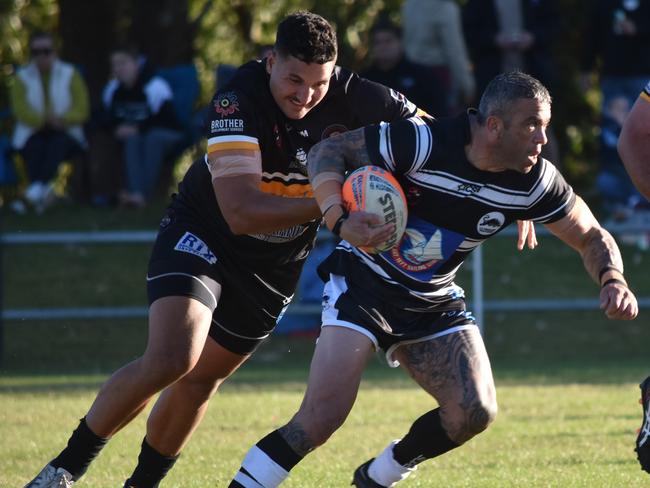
2, 201, 650, 486
1, 350, 648, 487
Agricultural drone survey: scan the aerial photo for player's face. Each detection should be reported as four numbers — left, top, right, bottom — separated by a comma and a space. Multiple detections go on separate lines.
267, 52, 335, 120
498, 98, 551, 174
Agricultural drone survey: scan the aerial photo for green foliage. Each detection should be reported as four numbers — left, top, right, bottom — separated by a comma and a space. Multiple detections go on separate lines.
1, 0, 605, 194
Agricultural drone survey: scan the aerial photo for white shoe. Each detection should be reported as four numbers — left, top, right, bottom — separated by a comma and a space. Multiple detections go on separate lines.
24, 182, 45, 206
24, 464, 74, 487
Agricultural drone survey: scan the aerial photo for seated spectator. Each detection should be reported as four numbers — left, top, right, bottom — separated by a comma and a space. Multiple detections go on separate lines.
90, 46, 183, 208
360, 18, 447, 116
9, 31, 89, 213
596, 95, 647, 219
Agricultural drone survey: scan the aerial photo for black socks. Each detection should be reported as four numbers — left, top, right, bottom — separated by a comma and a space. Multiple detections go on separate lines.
125, 438, 179, 488
392, 408, 459, 467
50, 417, 108, 480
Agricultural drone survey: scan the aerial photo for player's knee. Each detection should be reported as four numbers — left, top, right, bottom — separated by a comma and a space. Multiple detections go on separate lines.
443, 395, 497, 444
466, 397, 497, 435
177, 373, 221, 401
140, 349, 198, 386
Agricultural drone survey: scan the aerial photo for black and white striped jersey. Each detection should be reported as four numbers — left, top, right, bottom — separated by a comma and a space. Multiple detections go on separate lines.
319, 111, 576, 308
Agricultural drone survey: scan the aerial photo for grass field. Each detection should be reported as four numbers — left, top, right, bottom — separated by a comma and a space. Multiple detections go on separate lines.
1, 200, 650, 486
1, 345, 649, 487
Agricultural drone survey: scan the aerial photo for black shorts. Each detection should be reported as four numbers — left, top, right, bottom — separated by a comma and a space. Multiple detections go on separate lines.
147, 210, 292, 355
321, 273, 477, 367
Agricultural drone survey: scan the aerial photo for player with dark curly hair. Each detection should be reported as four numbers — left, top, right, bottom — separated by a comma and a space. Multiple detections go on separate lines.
23, 11, 421, 488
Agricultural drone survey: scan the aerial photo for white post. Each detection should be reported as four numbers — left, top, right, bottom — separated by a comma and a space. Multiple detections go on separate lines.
472, 245, 485, 334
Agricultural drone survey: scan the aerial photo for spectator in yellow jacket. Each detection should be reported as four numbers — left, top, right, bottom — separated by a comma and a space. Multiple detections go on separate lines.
10, 31, 89, 212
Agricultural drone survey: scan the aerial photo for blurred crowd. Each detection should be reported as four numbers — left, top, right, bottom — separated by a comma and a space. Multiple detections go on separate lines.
1, 0, 649, 226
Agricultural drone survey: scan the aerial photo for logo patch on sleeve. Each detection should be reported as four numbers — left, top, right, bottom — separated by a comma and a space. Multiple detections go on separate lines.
174, 232, 217, 264
214, 92, 239, 117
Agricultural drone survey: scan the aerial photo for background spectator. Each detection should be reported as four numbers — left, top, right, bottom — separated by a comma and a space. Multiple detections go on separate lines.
596, 95, 645, 218
360, 17, 448, 116
462, 0, 561, 166
89, 46, 183, 208
581, 0, 650, 111
462, 0, 559, 96
401, 0, 475, 114
9, 31, 89, 213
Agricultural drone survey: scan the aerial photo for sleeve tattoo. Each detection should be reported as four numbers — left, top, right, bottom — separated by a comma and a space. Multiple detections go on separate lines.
307, 127, 373, 180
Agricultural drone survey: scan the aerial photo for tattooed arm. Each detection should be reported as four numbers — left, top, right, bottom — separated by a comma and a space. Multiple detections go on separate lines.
544, 196, 638, 320
307, 127, 394, 248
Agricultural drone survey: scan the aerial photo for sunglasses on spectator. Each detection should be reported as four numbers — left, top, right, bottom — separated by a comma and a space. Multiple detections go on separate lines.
31, 47, 54, 56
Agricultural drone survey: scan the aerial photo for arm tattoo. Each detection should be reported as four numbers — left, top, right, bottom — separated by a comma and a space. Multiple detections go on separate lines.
279, 420, 314, 457
581, 227, 624, 282
307, 127, 372, 181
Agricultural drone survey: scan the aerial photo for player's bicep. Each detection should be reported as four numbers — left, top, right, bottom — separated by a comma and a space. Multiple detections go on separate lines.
206, 136, 262, 180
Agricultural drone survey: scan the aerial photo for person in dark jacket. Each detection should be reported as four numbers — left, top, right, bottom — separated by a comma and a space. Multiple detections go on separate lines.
90, 46, 183, 207
360, 18, 448, 116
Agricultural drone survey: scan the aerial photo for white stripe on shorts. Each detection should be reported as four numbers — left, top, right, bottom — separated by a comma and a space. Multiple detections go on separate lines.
321, 274, 380, 351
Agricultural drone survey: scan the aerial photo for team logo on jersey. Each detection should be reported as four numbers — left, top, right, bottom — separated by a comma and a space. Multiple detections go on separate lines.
321, 124, 348, 140
295, 148, 307, 166
214, 92, 239, 117
477, 212, 505, 235
174, 232, 217, 264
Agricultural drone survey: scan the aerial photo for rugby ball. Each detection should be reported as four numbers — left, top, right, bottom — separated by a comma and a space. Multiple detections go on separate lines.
341, 165, 408, 252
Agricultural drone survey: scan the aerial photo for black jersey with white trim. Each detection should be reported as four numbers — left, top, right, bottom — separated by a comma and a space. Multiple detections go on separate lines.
320, 112, 576, 307
169, 59, 417, 293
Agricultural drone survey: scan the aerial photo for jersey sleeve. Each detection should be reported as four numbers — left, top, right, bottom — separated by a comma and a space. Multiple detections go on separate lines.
350, 76, 419, 125
204, 89, 262, 176
364, 115, 433, 176
522, 160, 576, 224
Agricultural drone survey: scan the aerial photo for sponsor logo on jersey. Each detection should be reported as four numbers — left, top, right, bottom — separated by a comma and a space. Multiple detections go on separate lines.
214, 92, 239, 117
299, 129, 309, 137
321, 124, 348, 140
210, 118, 244, 133
457, 182, 481, 194
388, 217, 465, 280
477, 212, 505, 235
174, 232, 217, 264
249, 224, 309, 243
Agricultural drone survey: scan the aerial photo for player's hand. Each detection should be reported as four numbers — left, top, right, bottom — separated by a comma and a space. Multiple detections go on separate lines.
339, 211, 395, 251
516, 220, 538, 251
600, 281, 638, 320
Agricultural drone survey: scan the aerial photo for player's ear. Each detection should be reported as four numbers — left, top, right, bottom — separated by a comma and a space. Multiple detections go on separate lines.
266, 51, 275, 75
486, 115, 503, 139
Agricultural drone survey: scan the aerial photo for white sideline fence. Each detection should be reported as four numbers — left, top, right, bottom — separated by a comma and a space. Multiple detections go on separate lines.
2, 223, 649, 334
